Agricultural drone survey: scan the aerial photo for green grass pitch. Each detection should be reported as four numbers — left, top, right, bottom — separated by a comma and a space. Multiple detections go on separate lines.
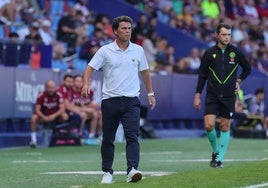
1, 138, 268, 188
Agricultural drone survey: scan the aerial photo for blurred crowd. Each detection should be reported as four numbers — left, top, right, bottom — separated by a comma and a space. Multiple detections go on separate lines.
1, 0, 268, 75
0, 0, 115, 70
126, 0, 268, 75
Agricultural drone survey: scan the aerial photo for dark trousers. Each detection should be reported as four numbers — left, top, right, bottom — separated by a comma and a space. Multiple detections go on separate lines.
101, 97, 140, 174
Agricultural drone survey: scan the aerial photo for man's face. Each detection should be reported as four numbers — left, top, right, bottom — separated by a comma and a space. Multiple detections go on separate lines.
74, 77, 83, 90
46, 81, 56, 96
64, 77, 74, 89
216, 27, 231, 46
256, 93, 265, 102
114, 22, 132, 42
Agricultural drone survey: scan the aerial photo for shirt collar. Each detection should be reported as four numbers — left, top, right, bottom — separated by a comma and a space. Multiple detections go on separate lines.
113, 40, 133, 51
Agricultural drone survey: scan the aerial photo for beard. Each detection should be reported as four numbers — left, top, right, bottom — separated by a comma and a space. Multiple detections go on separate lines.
47, 91, 55, 97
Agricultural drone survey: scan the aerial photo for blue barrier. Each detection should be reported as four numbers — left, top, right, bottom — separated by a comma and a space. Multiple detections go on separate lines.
0, 68, 15, 118
0, 67, 267, 120
0, 42, 52, 67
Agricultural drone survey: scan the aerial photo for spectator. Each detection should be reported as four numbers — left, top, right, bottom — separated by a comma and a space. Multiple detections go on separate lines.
29, 45, 41, 69
237, 39, 251, 56
248, 88, 268, 130
52, 42, 67, 64
8, 32, 19, 43
143, 2, 158, 18
256, 0, 268, 19
131, 14, 149, 45
184, 0, 203, 23
155, 58, 172, 75
57, 74, 87, 132
147, 17, 158, 37
177, 5, 194, 27
232, 0, 247, 21
244, 0, 259, 24
188, 47, 201, 74
232, 91, 249, 129
165, 44, 175, 65
157, 4, 174, 24
263, 22, 268, 46
72, 75, 102, 145
24, 22, 43, 69
56, 8, 85, 59
17, 21, 39, 41
249, 22, 265, 45
217, 0, 227, 20
155, 36, 168, 63
99, 14, 113, 38
173, 57, 192, 74
199, 19, 215, 46
79, 27, 102, 62
231, 20, 249, 44
24, 23, 43, 45
168, 17, 177, 28
201, 0, 220, 19
29, 80, 68, 148
74, 0, 89, 23
19, 0, 36, 25
142, 30, 158, 66
257, 51, 268, 74
224, 0, 235, 19
39, 19, 55, 45
38, 19, 70, 69
157, 0, 173, 10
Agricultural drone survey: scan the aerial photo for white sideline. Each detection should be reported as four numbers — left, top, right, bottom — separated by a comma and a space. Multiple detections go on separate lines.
12, 160, 91, 164
151, 158, 261, 162
121, 151, 182, 155
41, 171, 174, 176
241, 182, 268, 188
12, 158, 262, 164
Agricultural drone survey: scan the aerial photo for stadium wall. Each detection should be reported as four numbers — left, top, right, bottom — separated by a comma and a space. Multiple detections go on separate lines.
0, 67, 267, 121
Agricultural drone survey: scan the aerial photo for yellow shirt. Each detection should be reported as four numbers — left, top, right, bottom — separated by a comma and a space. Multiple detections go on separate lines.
201, 0, 220, 19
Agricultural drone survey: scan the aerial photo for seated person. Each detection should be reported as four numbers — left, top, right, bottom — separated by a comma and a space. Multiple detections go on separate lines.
30, 80, 68, 148
72, 75, 102, 145
232, 98, 248, 129
57, 74, 87, 131
248, 88, 268, 130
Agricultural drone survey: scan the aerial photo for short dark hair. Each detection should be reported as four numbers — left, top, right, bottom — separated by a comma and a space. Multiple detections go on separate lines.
73, 74, 82, 80
216, 23, 232, 34
63, 74, 73, 80
112, 16, 133, 31
8, 32, 19, 38
255, 88, 265, 95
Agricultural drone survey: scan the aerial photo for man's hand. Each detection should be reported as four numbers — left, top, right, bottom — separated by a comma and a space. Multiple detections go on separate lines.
235, 81, 240, 94
193, 93, 201, 110
81, 85, 89, 98
47, 114, 56, 122
148, 96, 156, 110
42, 116, 50, 123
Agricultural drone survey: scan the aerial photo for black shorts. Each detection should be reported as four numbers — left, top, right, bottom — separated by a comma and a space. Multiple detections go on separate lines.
204, 95, 236, 119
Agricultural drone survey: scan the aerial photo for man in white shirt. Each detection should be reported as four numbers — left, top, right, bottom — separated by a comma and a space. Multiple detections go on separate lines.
39, 19, 54, 45
81, 15, 156, 184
